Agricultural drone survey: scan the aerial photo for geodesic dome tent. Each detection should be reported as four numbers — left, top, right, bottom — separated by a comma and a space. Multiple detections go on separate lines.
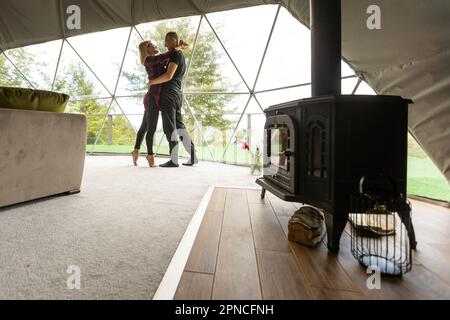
1, 0, 449, 183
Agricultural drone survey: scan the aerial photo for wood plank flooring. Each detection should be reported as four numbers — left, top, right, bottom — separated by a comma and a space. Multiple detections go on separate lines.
174, 187, 450, 300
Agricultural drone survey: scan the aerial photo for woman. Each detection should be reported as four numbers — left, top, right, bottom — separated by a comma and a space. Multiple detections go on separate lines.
131, 39, 187, 167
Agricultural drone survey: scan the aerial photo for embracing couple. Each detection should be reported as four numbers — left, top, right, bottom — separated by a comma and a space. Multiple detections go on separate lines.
131, 31, 198, 168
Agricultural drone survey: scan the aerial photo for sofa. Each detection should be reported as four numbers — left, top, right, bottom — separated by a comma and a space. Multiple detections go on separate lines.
0, 87, 87, 208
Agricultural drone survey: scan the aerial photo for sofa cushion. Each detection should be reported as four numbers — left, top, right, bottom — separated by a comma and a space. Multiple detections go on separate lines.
0, 87, 69, 113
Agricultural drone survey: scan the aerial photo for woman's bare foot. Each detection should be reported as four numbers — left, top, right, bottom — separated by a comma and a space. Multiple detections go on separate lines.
131, 149, 139, 166
146, 154, 157, 167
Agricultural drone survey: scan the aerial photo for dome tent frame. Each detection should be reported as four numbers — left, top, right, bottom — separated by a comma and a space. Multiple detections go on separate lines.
1, 0, 448, 183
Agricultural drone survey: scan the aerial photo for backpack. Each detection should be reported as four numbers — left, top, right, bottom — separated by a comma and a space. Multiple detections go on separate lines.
288, 206, 325, 247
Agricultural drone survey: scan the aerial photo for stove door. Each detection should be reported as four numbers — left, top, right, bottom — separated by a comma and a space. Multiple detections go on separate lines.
263, 114, 297, 194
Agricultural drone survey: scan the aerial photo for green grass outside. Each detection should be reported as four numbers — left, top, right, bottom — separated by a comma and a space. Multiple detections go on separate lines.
86, 144, 450, 202
86, 144, 254, 165
407, 156, 450, 201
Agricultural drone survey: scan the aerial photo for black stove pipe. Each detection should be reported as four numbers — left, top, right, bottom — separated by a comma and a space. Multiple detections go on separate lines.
310, 0, 342, 97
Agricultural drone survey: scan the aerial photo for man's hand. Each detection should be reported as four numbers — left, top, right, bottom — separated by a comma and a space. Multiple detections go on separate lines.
147, 81, 151, 88
179, 39, 189, 49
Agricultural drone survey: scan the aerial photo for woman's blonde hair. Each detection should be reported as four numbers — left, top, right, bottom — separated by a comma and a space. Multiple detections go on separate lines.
138, 41, 151, 65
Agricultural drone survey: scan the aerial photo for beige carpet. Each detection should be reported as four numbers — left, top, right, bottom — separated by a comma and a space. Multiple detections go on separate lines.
0, 155, 257, 299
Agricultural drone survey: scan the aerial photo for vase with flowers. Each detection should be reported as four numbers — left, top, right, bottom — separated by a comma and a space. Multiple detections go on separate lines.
242, 138, 262, 175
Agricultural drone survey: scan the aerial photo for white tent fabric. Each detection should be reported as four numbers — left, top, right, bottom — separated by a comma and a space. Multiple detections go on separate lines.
1, 0, 449, 182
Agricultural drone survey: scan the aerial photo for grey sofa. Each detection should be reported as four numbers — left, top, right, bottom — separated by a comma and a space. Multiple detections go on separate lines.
0, 108, 87, 208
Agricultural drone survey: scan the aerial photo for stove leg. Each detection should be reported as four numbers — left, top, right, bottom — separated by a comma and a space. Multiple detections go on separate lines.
261, 188, 266, 199
324, 211, 348, 253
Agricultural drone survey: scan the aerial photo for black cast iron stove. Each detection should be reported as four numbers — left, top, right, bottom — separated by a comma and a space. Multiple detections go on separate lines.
256, 0, 414, 253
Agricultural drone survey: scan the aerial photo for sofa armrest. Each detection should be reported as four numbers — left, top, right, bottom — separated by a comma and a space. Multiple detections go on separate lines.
0, 108, 87, 207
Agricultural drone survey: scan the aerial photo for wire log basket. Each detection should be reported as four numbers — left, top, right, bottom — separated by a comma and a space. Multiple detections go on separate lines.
349, 173, 417, 276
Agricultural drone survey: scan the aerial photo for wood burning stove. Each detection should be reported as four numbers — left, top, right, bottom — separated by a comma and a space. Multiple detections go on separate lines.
256, 0, 417, 253
256, 95, 414, 252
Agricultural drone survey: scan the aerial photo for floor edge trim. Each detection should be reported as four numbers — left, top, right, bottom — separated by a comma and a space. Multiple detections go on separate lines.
214, 185, 260, 190
153, 185, 215, 300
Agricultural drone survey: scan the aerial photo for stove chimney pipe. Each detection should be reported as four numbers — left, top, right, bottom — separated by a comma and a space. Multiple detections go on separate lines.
310, 0, 342, 96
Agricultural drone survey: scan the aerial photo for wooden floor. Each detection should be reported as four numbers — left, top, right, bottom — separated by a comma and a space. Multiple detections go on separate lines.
174, 187, 450, 300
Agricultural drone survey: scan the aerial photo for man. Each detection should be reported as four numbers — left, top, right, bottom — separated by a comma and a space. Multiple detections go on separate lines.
147, 31, 198, 168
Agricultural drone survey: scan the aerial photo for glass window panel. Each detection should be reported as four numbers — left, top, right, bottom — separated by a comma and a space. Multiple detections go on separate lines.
184, 94, 249, 162
245, 99, 266, 153
244, 96, 264, 114
256, 85, 311, 110
53, 41, 111, 99
341, 77, 359, 94
116, 28, 147, 97
185, 18, 248, 93
220, 113, 246, 164
66, 98, 111, 146
223, 98, 265, 165
342, 60, 356, 77
256, 7, 311, 91
0, 53, 34, 88
355, 80, 377, 95
90, 100, 137, 153
114, 96, 145, 117
206, 5, 279, 86
66, 27, 131, 94
185, 93, 249, 127
3, 40, 62, 90
66, 97, 111, 115
407, 133, 450, 201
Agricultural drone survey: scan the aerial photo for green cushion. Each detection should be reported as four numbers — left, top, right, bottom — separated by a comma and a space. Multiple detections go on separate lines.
0, 87, 69, 113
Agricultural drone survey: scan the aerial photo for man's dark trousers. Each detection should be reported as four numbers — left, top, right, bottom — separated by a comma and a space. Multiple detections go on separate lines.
161, 100, 195, 165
